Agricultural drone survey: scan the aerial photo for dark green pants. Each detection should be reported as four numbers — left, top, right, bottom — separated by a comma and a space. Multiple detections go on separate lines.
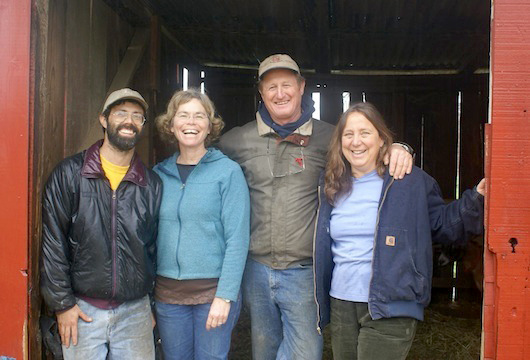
330, 298, 417, 360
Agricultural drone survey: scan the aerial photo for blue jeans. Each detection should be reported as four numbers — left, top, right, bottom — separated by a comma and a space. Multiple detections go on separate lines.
155, 295, 242, 360
242, 259, 323, 360
62, 296, 155, 360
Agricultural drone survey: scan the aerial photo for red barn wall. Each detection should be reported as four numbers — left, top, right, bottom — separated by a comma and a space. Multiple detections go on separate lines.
0, 0, 31, 359
484, 0, 530, 359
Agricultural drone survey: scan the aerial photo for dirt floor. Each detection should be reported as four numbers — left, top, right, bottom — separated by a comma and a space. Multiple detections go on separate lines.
228, 291, 481, 359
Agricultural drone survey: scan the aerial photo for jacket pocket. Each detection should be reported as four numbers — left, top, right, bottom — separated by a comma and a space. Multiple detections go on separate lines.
373, 226, 428, 303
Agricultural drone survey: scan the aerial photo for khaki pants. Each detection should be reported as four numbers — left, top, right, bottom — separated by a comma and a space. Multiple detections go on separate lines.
330, 297, 417, 360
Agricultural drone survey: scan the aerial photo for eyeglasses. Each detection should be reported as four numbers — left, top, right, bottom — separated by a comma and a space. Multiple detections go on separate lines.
266, 137, 305, 178
111, 110, 146, 125
175, 112, 209, 122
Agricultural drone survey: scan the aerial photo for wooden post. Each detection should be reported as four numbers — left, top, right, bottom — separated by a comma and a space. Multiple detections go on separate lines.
484, 0, 530, 358
0, 0, 31, 358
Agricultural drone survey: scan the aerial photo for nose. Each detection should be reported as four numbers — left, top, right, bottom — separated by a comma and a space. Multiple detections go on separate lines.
121, 114, 135, 124
276, 86, 285, 98
352, 134, 362, 146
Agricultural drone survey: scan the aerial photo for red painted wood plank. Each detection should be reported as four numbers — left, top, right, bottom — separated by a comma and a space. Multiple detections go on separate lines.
0, 0, 31, 358
486, 0, 530, 358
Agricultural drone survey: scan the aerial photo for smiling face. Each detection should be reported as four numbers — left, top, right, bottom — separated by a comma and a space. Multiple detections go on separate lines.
341, 111, 384, 178
259, 69, 305, 125
100, 101, 145, 152
171, 98, 210, 151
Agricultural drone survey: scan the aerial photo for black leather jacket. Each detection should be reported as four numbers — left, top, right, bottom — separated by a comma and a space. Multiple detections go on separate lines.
40, 141, 162, 312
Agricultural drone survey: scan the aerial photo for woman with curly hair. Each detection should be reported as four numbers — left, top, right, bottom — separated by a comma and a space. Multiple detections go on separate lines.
314, 102, 485, 360
153, 89, 250, 360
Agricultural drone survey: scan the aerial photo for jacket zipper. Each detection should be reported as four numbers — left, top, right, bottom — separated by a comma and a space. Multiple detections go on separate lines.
173, 156, 204, 278
111, 190, 117, 298
312, 185, 322, 335
367, 177, 394, 318
175, 182, 185, 277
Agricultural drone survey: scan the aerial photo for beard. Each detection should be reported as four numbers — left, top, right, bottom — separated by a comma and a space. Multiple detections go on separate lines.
106, 121, 143, 151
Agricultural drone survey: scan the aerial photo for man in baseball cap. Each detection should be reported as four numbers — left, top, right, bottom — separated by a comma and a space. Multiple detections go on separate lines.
219, 55, 414, 359
41, 88, 162, 359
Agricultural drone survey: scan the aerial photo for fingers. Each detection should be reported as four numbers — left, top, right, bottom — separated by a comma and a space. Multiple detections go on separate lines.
476, 178, 486, 196
388, 145, 414, 179
59, 323, 68, 347
71, 323, 78, 346
56, 305, 90, 348
383, 152, 390, 166
206, 312, 228, 331
78, 310, 92, 323
206, 298, 231, 331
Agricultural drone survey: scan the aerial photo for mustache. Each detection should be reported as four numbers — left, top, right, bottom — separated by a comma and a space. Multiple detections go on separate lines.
116, 123, 139, 134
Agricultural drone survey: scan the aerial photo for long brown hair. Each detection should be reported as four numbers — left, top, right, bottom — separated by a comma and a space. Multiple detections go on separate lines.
324, 102, 394, 205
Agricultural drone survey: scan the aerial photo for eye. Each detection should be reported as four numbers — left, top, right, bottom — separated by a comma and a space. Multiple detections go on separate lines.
131, 113, 144, 122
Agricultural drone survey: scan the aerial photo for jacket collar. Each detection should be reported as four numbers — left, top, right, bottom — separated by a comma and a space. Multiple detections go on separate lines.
80, 140, 148, 186
256, 112, 314, 137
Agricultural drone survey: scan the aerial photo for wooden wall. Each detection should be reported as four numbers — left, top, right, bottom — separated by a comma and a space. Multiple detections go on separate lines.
484, 0, 530, 358
30, 1, 163, 357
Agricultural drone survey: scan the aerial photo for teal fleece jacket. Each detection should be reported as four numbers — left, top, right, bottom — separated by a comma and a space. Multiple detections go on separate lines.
153, 148, 250, 302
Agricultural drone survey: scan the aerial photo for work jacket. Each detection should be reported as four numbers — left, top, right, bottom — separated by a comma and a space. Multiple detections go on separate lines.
314, 166, 484, 331
219, 114, 334, 269
40, 141, 162, 312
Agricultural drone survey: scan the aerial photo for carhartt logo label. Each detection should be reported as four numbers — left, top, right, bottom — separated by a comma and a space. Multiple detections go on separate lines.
386, 236, 396, 246
271, 55, 281, 62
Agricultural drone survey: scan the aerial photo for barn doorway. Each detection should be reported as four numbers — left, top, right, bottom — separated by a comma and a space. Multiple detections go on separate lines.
148, 1, 490, 359
29, 0, 491, 359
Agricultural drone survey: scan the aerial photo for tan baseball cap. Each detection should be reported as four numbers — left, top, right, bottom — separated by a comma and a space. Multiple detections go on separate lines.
258, 54, 301, 78
102, 88, 148, 113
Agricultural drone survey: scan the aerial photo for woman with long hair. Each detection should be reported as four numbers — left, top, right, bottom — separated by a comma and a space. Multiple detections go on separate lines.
314, 102, 484, 360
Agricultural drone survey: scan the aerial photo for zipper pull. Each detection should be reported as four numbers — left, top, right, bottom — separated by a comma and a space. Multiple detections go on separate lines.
181, 183, 185, 190
112, 191, 116, 200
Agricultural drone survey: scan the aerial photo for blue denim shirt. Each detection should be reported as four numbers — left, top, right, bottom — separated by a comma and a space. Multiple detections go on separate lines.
313, 166, 484, 331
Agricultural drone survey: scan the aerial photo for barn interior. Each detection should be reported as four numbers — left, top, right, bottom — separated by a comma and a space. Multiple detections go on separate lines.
31, 0, 491, 358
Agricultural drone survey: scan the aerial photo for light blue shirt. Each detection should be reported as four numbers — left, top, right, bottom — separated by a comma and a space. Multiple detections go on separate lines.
329, 170, 383, 303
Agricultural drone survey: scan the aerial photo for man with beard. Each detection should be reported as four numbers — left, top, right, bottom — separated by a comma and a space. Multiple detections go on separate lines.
40, 88, 162, 360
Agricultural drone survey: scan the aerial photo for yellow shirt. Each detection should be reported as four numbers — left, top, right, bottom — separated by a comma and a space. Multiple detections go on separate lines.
100, 155, 129, 191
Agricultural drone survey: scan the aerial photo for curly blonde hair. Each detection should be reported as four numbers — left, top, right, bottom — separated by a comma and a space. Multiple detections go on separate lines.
156, 89, 224, 148
325, 102, 394, 205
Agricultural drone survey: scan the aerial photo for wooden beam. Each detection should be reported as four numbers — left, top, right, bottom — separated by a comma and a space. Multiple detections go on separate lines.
108, 27, 150, 92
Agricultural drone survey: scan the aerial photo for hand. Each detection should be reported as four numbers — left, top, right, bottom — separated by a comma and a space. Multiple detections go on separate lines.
151, 312, 156, 329
384, 144, 414, 179
476, 178, 486, 196
206, 297, 231, 331
56, 305, 92, 348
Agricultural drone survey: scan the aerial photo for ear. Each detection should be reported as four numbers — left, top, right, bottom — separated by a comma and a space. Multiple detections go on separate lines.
99, 115, 108, 130
299, 79, 306, 96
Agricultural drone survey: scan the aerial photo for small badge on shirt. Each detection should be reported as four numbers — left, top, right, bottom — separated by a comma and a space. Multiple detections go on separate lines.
385, 236, 396, 246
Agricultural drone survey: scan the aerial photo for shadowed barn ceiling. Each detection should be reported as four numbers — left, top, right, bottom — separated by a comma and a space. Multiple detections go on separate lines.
106, 0, 490, 74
